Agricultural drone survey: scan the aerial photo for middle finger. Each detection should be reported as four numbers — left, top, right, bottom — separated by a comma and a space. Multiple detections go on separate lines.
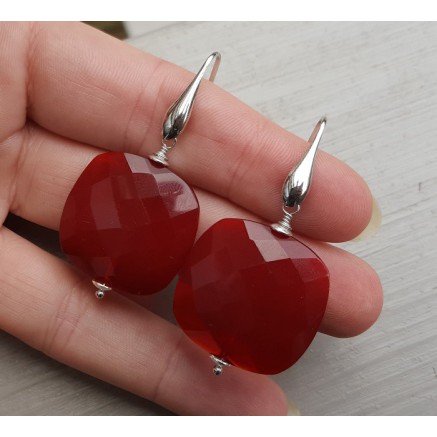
5, 122, 370, 243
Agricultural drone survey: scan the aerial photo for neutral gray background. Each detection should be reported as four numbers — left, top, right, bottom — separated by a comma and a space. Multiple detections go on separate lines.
1, 22, 437, 415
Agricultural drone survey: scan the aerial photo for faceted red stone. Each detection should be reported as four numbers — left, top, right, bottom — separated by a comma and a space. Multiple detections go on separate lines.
60, 152, 199, 295
173, 219, 329, 375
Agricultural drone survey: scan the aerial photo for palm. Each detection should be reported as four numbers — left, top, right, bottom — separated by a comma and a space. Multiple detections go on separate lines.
0, 22, 382, 415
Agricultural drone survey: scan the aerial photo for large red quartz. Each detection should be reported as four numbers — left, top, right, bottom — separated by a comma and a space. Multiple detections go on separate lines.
174, 219, 329, 375
60, 152, 199, 295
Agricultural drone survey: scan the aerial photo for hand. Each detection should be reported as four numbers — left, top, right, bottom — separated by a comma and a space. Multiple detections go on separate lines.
0, 22, 382, 415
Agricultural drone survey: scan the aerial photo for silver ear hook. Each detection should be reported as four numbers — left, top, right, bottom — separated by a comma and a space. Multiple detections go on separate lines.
149, 52, 221, 166
271, 117, 327, 237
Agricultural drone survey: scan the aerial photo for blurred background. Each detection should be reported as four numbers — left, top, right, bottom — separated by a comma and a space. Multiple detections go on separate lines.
84, 21, 127, 38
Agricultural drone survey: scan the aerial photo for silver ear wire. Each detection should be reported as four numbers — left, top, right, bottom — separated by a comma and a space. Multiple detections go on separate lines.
149, 52, 221, 166
271, 117, 327, 237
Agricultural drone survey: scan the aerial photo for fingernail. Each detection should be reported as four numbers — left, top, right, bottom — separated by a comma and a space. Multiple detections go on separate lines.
353, 196, 382, 241
287, 399, 301, 416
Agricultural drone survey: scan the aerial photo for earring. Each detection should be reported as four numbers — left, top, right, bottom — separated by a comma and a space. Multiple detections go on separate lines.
173, 118, 329, 375
59, 52, 221, 299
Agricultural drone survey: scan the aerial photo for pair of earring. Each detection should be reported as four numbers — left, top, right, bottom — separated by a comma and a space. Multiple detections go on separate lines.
59, 53, 329, 376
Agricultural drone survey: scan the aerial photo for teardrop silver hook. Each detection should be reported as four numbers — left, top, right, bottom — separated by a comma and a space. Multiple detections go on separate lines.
271, 117, 327, 237
149, 52, 221, 166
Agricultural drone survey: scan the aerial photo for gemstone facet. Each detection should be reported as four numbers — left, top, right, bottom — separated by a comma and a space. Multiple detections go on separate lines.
173, 218, 329, 374
60, 152, 199, 295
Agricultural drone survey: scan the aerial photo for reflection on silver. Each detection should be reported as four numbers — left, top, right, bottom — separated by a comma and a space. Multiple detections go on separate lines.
210, 354, 231, 376
149, 52, 221, 166
271, 117, 327, 237
92, 280, 112, 300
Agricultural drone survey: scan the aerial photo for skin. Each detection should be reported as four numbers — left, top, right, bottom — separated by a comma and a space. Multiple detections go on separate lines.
0, 22, 383, 415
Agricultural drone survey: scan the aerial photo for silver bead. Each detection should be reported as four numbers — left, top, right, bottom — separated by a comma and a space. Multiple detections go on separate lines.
210, 354, 231, 376
92, 280, 112, 300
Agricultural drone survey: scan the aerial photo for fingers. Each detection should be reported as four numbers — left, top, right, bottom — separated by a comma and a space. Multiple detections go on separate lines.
1, 21, 373, 242
0, 226, 288, 415
5, 126, 98, 230
0, 23, 27, 142
3, 121, 382, 336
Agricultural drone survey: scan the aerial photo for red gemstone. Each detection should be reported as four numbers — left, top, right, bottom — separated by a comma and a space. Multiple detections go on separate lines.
173, 219, 329, 374
60, 152, 199, 295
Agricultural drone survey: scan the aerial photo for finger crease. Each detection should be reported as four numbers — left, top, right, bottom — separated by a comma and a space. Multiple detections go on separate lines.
122, 59, 166, 154
25, 22, 43, 114
150, 330, 185, 405
9, 125, 42, 217
226, 116, 270, 201
40, 278, 90, 358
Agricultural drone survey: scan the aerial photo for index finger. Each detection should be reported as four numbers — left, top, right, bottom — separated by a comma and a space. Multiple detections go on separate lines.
1, 21, 373, 242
